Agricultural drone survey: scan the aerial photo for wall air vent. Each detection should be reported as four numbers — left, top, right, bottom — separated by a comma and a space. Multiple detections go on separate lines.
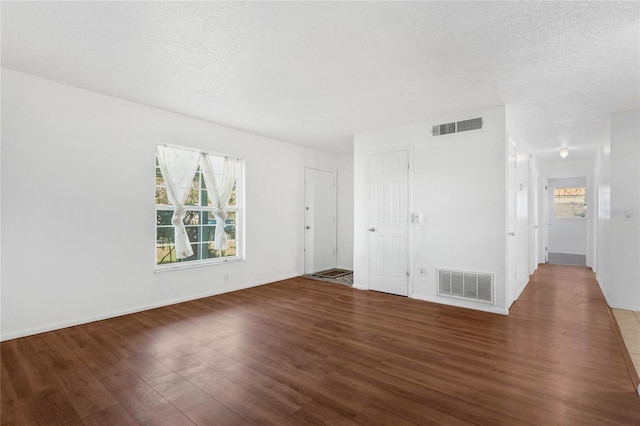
432, 117, 483, 136
456, 117, 483, 132
437, 269, 493, 304
431, 122, 456, 136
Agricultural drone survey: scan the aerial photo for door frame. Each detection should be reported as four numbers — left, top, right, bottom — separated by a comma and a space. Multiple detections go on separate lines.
366, 146, 413, 296
540, 178, 549, 263
506, 138, 517, 307
304, 167, 337, 275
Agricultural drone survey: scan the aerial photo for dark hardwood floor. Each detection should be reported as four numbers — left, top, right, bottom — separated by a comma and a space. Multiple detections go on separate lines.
2, 264, 639, 425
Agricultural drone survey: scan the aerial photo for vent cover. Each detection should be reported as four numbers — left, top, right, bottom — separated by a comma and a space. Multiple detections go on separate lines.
456, 117, 483, 132
432, 117, 483, 136
431, 122, 456, 136
438, 269, 493, 304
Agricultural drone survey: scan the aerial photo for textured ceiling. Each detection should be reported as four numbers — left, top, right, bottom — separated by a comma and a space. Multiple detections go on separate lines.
2, 1, 638, 158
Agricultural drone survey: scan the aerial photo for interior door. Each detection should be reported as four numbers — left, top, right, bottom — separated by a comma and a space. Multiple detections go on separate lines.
507, 139, 517, 305
304, 168, 336, 274
531, 168, 540, 273
369, 150, 409, 296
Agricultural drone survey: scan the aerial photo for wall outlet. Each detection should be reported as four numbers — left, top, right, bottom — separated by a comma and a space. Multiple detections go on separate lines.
224, 273, 229, 282
419, 267, 429, 276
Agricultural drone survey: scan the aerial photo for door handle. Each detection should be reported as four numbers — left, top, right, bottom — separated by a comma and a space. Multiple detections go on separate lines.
369, 228, 376, 232
305, 226, 311, 230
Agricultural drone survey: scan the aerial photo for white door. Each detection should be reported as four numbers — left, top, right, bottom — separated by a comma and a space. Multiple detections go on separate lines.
530, 167, 540, 274
547, 177, 587, 256
304, 168, 336, 274
541, 179, 549, 263
506, 139, 517, 305
369, 150, 409, 296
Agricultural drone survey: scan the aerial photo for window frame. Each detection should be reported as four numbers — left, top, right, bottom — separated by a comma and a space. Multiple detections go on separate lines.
154, 145, 244, 272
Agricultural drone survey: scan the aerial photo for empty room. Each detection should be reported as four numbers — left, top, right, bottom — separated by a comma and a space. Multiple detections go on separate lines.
2, 1, 640, 425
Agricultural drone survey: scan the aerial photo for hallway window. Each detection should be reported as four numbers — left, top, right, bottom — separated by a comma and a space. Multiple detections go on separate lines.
554, 187, 586, 218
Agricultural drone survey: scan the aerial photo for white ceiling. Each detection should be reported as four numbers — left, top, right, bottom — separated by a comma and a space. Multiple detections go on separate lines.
2, 1, 638, 159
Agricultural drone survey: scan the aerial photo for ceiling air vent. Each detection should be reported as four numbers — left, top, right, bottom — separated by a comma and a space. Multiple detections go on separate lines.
432, 117, 483, 136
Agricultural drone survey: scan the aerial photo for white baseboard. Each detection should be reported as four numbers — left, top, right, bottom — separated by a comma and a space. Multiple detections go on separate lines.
0, 273, 299, 342
411, 293, 509, 315
514, 279, 529, 302
352, 284, 368, 290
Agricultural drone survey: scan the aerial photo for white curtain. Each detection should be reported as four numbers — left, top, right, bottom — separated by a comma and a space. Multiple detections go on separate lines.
200, 154, 239, 250
156, 145, 201, 259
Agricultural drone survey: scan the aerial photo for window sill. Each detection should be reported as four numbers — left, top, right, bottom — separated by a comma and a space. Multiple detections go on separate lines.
155, 257, 244, 273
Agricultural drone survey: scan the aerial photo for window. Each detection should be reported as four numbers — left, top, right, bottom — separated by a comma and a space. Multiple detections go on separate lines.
554, 187, 586, 218
155, 145, 242, 269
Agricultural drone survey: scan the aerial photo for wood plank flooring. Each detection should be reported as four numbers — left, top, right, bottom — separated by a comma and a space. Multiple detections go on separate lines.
2, 264, 639, 425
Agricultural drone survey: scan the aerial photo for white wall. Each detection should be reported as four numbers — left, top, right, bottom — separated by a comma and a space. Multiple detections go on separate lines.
1, 69, 340, 340
354, 106, 508, 314
337, 153, 354, 269
594, 126, 611, 299
608, 110, 640, 310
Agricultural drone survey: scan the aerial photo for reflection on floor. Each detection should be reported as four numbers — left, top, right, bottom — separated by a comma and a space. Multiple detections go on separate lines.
548, 252, 587, 266
613, 308, 640, 375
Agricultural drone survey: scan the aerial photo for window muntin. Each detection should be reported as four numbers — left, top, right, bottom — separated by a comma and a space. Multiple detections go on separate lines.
155, 150, 241, 269
553, 187, 586, 218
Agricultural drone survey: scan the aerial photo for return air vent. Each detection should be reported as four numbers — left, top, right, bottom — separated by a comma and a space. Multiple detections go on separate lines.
437, 269, 493, 304
431, 122, 456, 136
431, 117, 483, 136
456, 117, 483, 132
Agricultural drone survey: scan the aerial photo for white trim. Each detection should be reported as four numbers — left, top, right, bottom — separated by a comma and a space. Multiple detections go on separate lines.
411, 293, 509, 316
596, 277, 610, 304
155, 256, 244, 272
0, 273, 299, 342
352, 284, 368, 291
512, 279, 529, 304
159, 143, 241, 161
608, 302, 640, 312
303, 167, 338, 275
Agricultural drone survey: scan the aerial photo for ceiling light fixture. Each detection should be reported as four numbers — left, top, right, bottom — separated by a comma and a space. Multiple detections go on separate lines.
559, 148, 569, 159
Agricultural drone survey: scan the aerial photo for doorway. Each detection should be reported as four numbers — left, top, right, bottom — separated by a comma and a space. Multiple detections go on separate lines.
368, 150, 409, 296
304, 168, 337, 274
546, 177, 587, 266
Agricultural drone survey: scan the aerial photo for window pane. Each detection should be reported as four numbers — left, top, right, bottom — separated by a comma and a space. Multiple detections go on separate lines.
202, 226, 216, 242
155, 186, 169, 205
226, 211, 236, 224
184, 211, 200, 225
228, 183, 237, 207
157, 245, 177, 264
186, 226, 199, 243
157, 210, 173, 226
205, 211, 217, 224
224, 224, 236, 241
223, 239, 237, 256
156, 227, 175, 244
554, 187, 586, 218
202, 242, 220, 259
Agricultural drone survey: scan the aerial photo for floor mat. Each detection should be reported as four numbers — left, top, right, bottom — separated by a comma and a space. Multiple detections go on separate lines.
312, 268, 352, 278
